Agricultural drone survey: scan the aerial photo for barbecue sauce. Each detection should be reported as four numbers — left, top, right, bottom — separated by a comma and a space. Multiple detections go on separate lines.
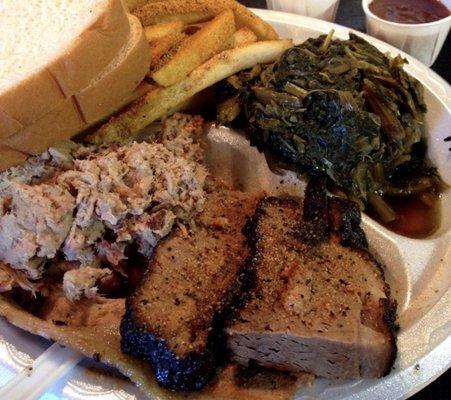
369, 0, 450, 24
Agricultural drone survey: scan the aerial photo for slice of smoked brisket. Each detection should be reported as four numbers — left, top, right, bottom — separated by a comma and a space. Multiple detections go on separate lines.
120, 185, 261, 391
227, 180, 397, 379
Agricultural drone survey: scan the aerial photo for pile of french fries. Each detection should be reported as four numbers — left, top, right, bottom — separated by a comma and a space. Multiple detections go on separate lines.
87, 0, 292, 144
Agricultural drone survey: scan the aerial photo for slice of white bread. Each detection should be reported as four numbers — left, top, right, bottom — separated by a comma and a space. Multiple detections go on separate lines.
1, 14, 151, 156
0, 83, 151, 171
0, 0, 130, 134
0, 14, 150, 140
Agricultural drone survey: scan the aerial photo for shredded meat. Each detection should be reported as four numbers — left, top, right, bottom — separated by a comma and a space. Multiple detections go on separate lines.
160, 113, 204, 162
63, 267, 112, 302
56, 139, 206, 265
0, 183, 75, 278
116, 209, 176, 257
0, 263, 44, 294
0, 114, 207, 300
96, 241, 127, 266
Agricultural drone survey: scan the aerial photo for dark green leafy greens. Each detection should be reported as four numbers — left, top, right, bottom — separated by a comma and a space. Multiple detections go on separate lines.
215, 32, 445, 222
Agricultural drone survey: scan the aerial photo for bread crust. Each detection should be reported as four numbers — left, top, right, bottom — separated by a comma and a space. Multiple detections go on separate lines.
3, 99, 85, 155
0, 145, 28, 172
0, 109, 23, 139
75, 15, 151, 123
1, 84, 148, 159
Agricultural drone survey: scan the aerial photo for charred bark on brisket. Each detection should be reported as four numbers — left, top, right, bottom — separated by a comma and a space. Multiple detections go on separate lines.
297, 176, 330, 245
328, 198, 368, 250
299, 177, 368, 250
120, 190, 260, 391
227, 184, 397, 379
120, 308, 217, 391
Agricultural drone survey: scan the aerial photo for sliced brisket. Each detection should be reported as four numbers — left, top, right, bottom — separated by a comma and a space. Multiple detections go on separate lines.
120, 185, 261, 391
227, 186, 397, 379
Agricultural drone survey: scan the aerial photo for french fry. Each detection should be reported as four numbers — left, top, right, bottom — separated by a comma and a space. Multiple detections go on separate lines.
144, 20, 184, 42
233, 27, 257, 48
152, 10, 236, 87
184, 22, 208, 35
87, 39, 293, 145
149, 32, 188, 71
146, 11, 213, 25
133, 0, 278, 40
123, 0, 162, 11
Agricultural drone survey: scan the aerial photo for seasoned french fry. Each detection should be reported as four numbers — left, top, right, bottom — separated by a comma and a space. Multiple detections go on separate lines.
145, 20, 184, 42
233, 27, 257, 48
147, 11, 213, 25
133, 0, 278, 40
184, 22, 208, 35
87, 39, 292, 145
149, 32, 188, 71
152, 10, 236, 87
123, 0, 162, 11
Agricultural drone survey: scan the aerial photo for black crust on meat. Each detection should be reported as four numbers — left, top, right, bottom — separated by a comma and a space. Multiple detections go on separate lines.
243, 195, 397, 376
243, 197, 301, 250
120, 307, 216, 391
382, 297, 398, 376
355, 252, 398, 377
297, 177, 369, 251
329, 198, 368, 250
242, 197, 301, 301
120, 250, 257, 392
329, 196, 397, 375
373, 251, 398, 377
297, 177, 330, 245
358, 242, 398, 377
121, 188, 397, 388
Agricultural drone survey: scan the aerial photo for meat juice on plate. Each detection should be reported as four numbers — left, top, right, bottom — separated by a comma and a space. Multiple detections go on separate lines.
368, 190, 441, 238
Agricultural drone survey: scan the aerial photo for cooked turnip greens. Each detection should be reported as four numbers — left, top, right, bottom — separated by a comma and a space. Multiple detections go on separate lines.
215, 32, 445, 222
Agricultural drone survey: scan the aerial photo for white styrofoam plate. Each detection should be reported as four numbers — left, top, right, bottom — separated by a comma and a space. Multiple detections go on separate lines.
0, 9, 450, 400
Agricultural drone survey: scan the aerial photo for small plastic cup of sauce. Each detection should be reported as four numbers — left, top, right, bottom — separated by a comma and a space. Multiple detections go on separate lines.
266, 0, 341, 22
362, 0, 451, 66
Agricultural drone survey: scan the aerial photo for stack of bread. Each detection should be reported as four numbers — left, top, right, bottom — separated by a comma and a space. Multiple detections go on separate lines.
0, 0, 151, 171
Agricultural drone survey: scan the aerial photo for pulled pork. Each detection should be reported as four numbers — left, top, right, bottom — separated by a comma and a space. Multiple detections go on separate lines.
63, 267, 112, 301
0, 263, 44, 295
0, 114, 207, 301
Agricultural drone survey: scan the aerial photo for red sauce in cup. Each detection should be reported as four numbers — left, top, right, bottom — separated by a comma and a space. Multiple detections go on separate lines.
369, 0, 450, 24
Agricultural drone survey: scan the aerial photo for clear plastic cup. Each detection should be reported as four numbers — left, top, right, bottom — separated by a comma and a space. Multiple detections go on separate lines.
362, 0, 451, 66
266, 0, 341, 22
